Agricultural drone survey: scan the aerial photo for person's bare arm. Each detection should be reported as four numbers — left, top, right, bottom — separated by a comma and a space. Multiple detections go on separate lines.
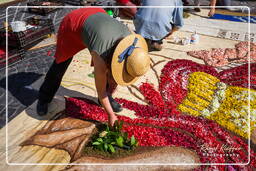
91, 51, 118, 126
208, 0, 217, 17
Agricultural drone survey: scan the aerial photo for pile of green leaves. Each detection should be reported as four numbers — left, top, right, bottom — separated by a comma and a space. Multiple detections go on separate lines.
91, 121, 138, 153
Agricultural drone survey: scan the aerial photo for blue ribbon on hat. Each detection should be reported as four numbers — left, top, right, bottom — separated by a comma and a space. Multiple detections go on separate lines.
118, 37, 138, 63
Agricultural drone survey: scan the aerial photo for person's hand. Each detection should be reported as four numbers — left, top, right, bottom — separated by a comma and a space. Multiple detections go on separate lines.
108, 114, 118, 127
208, 8, 215, 17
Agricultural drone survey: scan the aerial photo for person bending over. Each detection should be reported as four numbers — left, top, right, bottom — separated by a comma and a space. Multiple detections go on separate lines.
37, 8, 150, 127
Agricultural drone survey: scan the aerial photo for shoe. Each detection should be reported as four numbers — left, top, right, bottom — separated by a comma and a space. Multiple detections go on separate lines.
194, 7, 201, 12
98, 96, 123, 113
151, 42, 163, 51
145, 39, 163, 52
36, 100, 48, 116
108, 96, 123, 113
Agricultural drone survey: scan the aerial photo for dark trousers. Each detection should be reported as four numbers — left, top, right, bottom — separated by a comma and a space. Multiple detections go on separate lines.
38, 57, 73, 103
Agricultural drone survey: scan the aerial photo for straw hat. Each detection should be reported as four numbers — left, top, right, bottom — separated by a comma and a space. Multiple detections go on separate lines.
111, 34, 150, 86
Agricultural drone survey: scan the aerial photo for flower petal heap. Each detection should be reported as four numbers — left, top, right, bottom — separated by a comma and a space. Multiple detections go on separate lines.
66, 97, 256, 170
65, 59, 256, 170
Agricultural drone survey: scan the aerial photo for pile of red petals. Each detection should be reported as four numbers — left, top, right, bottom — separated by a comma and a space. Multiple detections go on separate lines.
65, 59, 256, 170
66, 97, 256, 170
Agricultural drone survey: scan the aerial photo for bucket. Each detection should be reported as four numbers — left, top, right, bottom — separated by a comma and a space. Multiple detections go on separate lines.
10, 21, 26, 32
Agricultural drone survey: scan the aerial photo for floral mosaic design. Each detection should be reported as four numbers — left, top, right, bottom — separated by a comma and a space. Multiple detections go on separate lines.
66, 59, 256, 170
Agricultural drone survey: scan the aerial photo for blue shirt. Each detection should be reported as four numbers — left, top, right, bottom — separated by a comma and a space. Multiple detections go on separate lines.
134, 0, 184, 41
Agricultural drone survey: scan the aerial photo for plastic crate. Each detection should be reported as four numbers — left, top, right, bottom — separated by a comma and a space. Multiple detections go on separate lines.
0, 17, 55, 50
0, 47, 25, 70
27, 1, 64, 15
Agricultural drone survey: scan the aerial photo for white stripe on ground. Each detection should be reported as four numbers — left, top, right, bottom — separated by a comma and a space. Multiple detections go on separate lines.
20, 0, 30, 20
52, 11, 57, 23
12, 2, 20, 22
0, 13, 6, 18
0, 14, 13, 21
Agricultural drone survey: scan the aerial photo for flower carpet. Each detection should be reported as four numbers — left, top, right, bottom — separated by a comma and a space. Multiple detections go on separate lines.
187, 42, 256, 67
66, 59, 256, 170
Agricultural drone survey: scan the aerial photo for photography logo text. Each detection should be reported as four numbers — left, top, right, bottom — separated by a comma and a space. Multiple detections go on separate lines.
200, 143, 242, 157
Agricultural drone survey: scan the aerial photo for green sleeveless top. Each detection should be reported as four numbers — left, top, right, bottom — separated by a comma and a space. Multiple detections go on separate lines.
81, 12, 131, 65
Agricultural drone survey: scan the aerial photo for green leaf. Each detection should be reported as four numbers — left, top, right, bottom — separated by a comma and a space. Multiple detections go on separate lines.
87, 73, 94, 78
108, 144, 115, 153
105, 138, 114, 144
104, 143, 108, 151
92, 142, 101, 146
131, 135, 136, 146
135, 141, 139, 147
108, 131, 118, 137
123, 132, 128, 142
116, 136, 124, 147
99, 144, 104, 151
106, 125, 110, 132
119, 120, 124, 130
96, 138, 103, 142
